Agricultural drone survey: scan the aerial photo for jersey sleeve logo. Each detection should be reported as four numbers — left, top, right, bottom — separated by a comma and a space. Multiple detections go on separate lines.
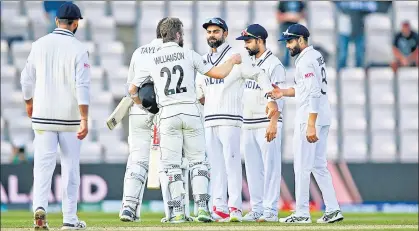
304, 72, 314, 78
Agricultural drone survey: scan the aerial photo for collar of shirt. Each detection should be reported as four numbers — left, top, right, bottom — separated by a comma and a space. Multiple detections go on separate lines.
252, 48, 272, 66
52, 28, 74, 37
209, 42, 229, 55
151, 38, 163, 45
160, 41, 180, 49
295, 45, 313, 66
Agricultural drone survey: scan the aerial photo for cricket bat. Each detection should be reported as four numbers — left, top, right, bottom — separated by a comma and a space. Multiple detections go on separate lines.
106, 96, 133, 130
147, 125, 161, 189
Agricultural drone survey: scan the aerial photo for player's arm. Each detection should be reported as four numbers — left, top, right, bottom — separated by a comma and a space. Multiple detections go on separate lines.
126, 51, 142, 105
192, 50, 242, 79
75, 50, 91, 140
302, 63, 322, 143
269, 65, 287, 118
20, 45, 36, 118
196, 74, 205, 105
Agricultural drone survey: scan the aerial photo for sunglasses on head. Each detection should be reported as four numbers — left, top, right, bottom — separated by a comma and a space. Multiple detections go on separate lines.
241, 30, 259, 39
205, 18, 224, 25
283, 30, 301, 37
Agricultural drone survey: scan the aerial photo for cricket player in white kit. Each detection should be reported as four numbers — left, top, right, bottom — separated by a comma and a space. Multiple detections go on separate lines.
119, 17, 167, 222
235, 24, 286, 222
270, 24, 344, 224
129, 17, 243, 223
20, 3, 88, 230
196, 18, 278, 222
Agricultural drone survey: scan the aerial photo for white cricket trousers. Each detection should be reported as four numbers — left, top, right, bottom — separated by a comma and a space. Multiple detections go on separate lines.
32, 130, 81, 224
293, 124, 340, 217
126, 113, 154, 165
158, 114, 206, 169
205, 126, 242, 211
243, 123, 282, 213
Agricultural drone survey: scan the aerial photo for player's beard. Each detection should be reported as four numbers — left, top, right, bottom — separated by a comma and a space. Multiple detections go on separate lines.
178, 36, 184, 47
246, 47, 259, 56
72, 26, 78, 35
207, 36, 224, 48
289, 44, 302, 57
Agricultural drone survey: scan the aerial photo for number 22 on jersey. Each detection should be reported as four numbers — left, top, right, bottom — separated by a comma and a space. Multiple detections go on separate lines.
160, 65, 188, 96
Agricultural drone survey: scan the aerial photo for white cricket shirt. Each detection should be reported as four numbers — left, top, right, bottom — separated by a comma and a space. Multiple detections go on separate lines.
242, 49, 286, 129
134, 42, 213, 118
127, 38, 163, 115
293, 46, 331, 125
20, 28, 90, 132
196, 42, 274, 128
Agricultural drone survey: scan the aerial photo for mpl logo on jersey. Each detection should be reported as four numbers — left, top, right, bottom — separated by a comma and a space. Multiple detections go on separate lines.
304, 72, 314, 78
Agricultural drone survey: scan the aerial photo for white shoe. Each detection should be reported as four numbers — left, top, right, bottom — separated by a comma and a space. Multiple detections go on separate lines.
317, 210, 344, 223
229, 208, 242, 222
279, 213, 311, 223
242, 211, 262, 222
119, 207, 136, 222
212, 206, 230, 222
61, 221, 86, 230
257, 210, 278, 222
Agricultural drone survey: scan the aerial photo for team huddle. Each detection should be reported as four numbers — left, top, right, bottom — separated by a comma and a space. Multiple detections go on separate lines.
120, 16, 345, 224
21, 3, 343, 230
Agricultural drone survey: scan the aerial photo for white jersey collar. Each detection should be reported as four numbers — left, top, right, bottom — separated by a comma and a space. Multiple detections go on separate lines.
160, 41, 180, 49
151, 38, 163, 45
295, 45, 313, 65
209, 42, 229, 54
252, 49, 273, 66
52, 28, 74, 37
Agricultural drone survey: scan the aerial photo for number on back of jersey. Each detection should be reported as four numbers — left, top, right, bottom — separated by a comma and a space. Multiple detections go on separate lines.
160, 65, 187, 96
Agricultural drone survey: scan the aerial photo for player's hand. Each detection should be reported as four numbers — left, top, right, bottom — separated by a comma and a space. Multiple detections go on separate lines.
400, 57, 409, 66
199, 97, 205, 105
77, 119, 88, 140
230, 53, 242, 65
268, 84, 284, 99
265, 122, 277, 142
26, 103, 33, 118
306, 125, 318, 143
25, 99, 33, 118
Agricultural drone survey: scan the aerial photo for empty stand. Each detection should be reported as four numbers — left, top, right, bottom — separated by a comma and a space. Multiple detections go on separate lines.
111, 1, 137, 26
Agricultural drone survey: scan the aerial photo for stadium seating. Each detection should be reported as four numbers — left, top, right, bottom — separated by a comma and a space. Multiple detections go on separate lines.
98, 41, 124, 70
1, 1, 21, 19
393, 1, 419, 31
90, 17, 116, 45
107, 65, 129, 97
137, 1, 165, 46
80, 142, 103, 163
365, 13, 393, 66
1, 65, 17, 95
400, 132, 419, 162
1, 40, 9, 64
1, 141, 13, 164
24, 1, 48, 40
11, 40, 32, 71
110, 1, 137, 26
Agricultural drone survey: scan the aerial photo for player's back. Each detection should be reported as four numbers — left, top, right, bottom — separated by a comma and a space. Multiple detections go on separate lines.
149, 42, 201, 116
27, 28, 89, 132
294, 46, 331, 126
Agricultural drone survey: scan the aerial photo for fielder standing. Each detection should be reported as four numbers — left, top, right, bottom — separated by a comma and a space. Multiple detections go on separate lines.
270, 24, 344, 224
196, 18, 278, 222
129, 17, 242, 223
20, 2, 89, 230
119, 17, 167, 222
235, 24, 286, 222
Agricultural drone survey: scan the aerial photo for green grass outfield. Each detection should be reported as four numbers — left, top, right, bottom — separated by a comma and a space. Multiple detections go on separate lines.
1, 211, 418, 231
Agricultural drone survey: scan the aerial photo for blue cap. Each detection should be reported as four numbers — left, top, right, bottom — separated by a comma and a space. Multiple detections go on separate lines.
56, 2, 83, 20
236, 24, 268, 40
278, 23, 310, 41
202, 17, 228, 32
